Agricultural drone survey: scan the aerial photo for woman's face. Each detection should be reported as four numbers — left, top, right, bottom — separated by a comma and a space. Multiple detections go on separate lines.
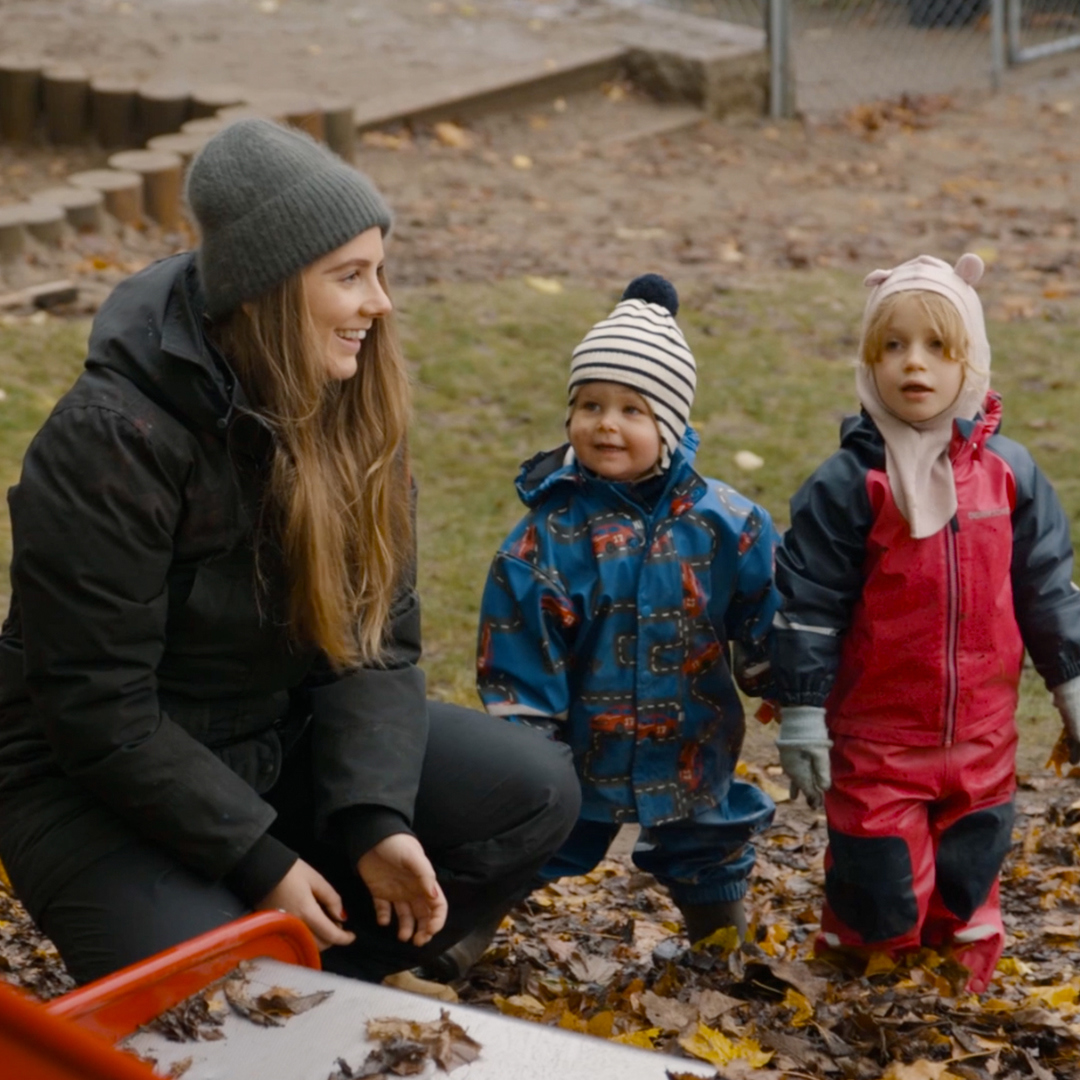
300, 227, 392, 381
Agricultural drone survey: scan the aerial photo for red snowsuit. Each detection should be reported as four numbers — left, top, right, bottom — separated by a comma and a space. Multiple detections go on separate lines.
772, 394, 1080, 991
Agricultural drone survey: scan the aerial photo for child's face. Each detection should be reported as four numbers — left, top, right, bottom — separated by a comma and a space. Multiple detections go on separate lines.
568, 381, 661, 482
871, 293, 965, 424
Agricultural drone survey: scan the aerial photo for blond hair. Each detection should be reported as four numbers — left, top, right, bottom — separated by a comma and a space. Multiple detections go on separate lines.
861, 290, 970, 369
216, 268, 413, 668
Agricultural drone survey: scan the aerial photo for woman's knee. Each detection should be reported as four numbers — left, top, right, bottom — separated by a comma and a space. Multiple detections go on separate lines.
486, 723, 581, 845
38, 843, 248, 985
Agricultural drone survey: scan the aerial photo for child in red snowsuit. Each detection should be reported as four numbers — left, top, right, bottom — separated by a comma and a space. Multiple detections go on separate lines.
770, 253, 1080, 992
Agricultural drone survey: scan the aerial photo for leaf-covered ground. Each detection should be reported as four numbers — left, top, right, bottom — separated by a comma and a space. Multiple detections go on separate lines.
450, 765, 1080, 1080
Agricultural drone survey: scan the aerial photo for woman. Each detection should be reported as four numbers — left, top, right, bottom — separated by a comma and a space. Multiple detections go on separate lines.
0, 119, 580, 985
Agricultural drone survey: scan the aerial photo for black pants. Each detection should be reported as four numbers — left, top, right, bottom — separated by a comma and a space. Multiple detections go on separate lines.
39, 702, 580, 985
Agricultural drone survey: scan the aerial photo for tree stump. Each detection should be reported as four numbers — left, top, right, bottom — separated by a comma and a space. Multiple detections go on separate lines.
42, 64, 90, 144
215, 104, 270, 125
31, 185, 104, 231
68, 169, 144, 227
0, 206, 27, 261
147, 131, 207, 164
106, 150, 183, 230
321, 97, 355, 161
181, 116, 226, 137
190, 83, 245, 119
21, 201, 66, 246
0, 56, 42, 144
247, 92, 324, 140
137, 80, 191, 142
91, 77, 139, 149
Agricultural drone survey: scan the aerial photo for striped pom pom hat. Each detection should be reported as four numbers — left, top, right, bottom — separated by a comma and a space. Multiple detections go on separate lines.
568, 274, 696, 468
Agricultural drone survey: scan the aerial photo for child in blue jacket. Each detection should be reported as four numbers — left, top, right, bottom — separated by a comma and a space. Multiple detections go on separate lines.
476, 274, 779, 945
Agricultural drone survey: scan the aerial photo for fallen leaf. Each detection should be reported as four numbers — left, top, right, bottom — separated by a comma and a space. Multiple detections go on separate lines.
733, 450, 764, 471
524, 276, 563, 295
880, 1061, 963, 1080
678, 1022, 772, 1068
381, 969, 459, 1002
433, 121, 471, 149
641, 989, 697, 1031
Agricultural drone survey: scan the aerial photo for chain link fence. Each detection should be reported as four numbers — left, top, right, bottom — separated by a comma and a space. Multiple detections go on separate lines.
649, 0, 1079, 116
1007, 0, 1080, 62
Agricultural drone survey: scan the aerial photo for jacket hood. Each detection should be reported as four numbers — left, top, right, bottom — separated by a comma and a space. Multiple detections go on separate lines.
85, 252, 243, 435
514, 426, 701, 509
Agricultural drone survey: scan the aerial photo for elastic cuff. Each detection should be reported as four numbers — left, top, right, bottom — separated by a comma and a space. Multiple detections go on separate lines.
668, 877, 749, 906
334, 805, 415, 869
222, 833, 298, 906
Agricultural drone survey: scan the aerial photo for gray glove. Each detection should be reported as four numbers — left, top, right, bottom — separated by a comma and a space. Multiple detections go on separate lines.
1052, 676, 1080, 765
776, 706, 832, 809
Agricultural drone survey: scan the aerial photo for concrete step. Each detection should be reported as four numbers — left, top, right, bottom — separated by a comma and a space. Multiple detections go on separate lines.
354, 7, 767, 135
354, 47, 627, 134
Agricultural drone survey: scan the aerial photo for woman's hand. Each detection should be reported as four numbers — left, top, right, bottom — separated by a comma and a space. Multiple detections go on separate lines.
258, 859, 356, 951
358, 834, 447, 947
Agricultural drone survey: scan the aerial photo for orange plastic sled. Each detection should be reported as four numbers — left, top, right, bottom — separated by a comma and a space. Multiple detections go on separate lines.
1, 911, 320, 1079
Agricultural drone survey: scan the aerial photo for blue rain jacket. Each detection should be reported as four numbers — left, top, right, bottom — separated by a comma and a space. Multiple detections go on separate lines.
477, 430, 780, 826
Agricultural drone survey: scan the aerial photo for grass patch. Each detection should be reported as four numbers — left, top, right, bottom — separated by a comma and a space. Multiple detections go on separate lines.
2, 271, 1079, 773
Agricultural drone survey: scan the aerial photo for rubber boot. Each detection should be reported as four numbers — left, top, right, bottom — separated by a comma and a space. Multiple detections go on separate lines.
679, 898, 747, 945
419, 910, 506, 983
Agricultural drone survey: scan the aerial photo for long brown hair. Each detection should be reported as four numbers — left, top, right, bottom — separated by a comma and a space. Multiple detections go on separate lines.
217, 269, 413, 668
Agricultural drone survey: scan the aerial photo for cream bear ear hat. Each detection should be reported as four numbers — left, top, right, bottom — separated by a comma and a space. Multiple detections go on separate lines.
855, 252, 992, 539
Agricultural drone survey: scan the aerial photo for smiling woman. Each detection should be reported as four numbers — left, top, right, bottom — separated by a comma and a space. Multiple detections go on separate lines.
302, 230, 392, 383
0, 118, 579, 987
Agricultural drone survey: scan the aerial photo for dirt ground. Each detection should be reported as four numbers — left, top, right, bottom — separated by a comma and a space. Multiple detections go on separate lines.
2, 24, 1079, 320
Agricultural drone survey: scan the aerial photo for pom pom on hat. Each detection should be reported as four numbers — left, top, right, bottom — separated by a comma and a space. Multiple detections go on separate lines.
568, 273, 696, 469
622, 273, 679, 315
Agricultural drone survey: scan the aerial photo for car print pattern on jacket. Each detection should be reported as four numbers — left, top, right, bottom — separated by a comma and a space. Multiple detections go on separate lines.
478, 432, 780, 826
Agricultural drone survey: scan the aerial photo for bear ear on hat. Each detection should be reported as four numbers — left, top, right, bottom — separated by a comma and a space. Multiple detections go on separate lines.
954, 252, 984, 286
863, 268, 891, 288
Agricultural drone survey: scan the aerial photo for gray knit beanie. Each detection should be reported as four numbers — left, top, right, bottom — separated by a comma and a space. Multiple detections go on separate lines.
186, 118, 393, 319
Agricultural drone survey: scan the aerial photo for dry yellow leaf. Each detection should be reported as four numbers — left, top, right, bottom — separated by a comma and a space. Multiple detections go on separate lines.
610, 1027, 660, 1049
782, 988, 814, 1026
361, 131, 410, 151
494, 993, 546, 1018
512, 154, 534, 170
558, 1009, 587, 1033
1046, 728, 1072, 775
759, 923, 790, 958
692, 925, 740, 954
587, 1010, 615, 1038
433, 121, 471, 149
524, 276, 563, 296
381, 969, 458, 1002
989, 954, 1032, 980
880, 1061, 962, 1080
678, 1023, 772, 1068
864, 951, 898, 977
1024, 982, 1080, 1009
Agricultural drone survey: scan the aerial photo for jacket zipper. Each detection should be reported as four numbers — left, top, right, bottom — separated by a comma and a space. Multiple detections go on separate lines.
944, 514, 961, 746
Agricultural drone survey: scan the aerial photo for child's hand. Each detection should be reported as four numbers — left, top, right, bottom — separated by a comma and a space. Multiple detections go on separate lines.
1051, 677, 1080, 767
776, 706, 832, 809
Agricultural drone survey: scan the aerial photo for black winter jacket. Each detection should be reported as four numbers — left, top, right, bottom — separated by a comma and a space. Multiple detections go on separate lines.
0, 253, 427, 916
